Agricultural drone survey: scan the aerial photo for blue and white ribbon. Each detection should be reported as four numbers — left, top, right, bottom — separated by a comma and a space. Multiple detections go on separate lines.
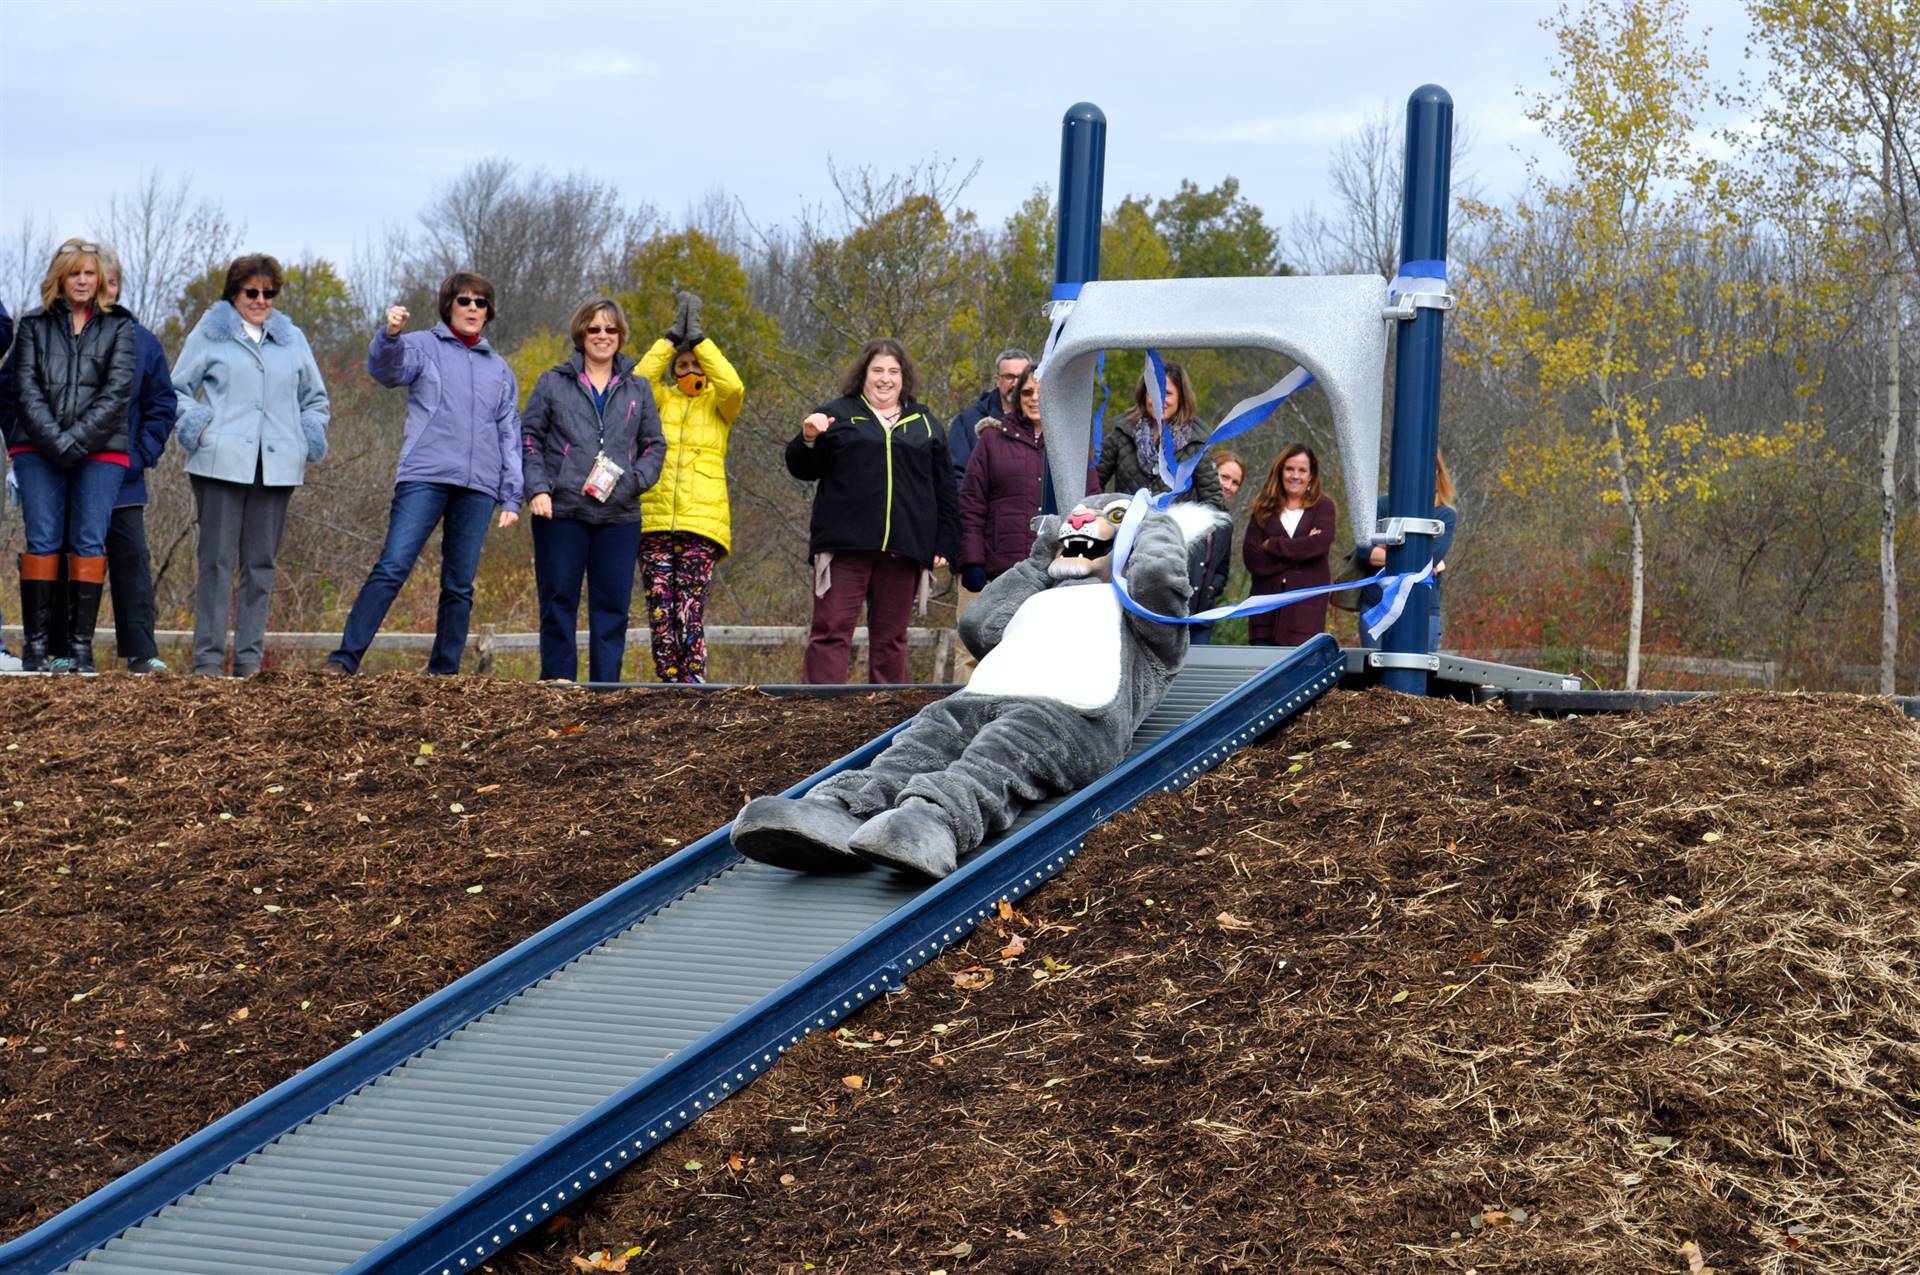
1387, 258, 1447, 302
1360, 558, 1435, 642
1152, 363, 1315, 508
1102, 487, 1433, 630
1037, 281, 1082, 374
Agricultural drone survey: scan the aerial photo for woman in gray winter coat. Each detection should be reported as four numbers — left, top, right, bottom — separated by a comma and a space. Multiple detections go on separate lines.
171, 253, 330, 677
521, 297, 665, 683
1096, 360, 1227, 512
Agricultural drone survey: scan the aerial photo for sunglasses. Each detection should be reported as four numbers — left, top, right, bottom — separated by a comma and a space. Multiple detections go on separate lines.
584, 324, 620, 336
58, 242, 103, 256
453, 294, 491, 310
242, 287, 278, 300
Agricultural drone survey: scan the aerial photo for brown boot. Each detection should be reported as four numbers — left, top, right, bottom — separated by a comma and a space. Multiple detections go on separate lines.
17, 554, 60, 672
64, 556, 107, 675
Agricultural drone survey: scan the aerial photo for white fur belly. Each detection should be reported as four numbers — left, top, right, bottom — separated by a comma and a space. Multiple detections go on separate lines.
962, 584, 1124, 711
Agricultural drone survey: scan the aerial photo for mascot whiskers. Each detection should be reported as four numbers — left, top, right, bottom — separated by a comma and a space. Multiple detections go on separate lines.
732, 492, 1226, 878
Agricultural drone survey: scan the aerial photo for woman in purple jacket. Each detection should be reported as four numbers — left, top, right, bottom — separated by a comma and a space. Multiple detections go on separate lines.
1243, 442, 1339, 647
323, 273, 522, 675
957, 366, 1096, 591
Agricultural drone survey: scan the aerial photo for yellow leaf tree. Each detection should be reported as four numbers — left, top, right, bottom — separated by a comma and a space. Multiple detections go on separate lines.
1743, 0, 1919, 692
1458, 0, 1788, 687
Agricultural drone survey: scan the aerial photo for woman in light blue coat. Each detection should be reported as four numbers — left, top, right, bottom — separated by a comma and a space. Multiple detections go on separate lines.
171, 253, 330, 676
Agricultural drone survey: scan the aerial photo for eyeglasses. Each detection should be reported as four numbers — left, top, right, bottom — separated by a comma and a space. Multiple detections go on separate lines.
453, 295, 491, 310
242, 287, 278, 300
584, 325, 620, 336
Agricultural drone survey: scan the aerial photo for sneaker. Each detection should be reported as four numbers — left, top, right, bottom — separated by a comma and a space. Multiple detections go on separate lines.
126, 656, 168, 674
45, 656, 78, 675
0, 648, 21, 673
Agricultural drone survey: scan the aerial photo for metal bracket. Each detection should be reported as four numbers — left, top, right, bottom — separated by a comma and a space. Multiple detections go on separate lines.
1371, 516, 1445, 546
1367, 651, 1439, 672
1382, 291, 1455, 321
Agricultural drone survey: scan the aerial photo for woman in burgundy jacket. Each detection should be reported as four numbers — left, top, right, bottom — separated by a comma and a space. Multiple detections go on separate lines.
957, 367, 1097, 588
1244, 442, 1339, 646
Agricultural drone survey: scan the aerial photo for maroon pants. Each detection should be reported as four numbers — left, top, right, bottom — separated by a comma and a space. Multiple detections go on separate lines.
803, 550, 919, 684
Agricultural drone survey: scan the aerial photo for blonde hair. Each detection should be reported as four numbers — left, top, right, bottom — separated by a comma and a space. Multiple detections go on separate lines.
1435, 450, 1456, 507
40, 239, 104, 309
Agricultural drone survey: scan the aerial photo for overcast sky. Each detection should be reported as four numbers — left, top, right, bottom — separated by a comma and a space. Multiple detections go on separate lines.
0, 0, 1753, 272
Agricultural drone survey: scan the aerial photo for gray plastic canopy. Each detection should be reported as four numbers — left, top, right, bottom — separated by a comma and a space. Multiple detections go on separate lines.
1037, 274, 1389, 545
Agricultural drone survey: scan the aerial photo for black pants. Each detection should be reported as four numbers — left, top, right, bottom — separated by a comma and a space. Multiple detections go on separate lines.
107, 505, 160, 661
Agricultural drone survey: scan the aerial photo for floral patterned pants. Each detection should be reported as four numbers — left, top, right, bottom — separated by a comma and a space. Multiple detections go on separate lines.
640, 531, 721, 682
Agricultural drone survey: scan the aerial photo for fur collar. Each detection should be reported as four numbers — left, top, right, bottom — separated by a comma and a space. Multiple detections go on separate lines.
198, 299, 296, 345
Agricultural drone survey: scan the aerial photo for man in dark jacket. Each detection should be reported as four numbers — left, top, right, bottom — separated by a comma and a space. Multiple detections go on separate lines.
945, 347, 1029, 489
100, 255, 177, 672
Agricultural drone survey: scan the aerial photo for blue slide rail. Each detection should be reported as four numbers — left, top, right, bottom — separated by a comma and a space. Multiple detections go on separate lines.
2, 637, 1343, 1275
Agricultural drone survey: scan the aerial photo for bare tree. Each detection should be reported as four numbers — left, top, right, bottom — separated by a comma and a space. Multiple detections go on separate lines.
94, 169, 240, 325
408, 160, 657, 349
0, 213, 59, 316
1287, 101, 1481, 278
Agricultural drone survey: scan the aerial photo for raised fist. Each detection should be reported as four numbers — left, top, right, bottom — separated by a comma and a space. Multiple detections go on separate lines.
385, 305, 409, 336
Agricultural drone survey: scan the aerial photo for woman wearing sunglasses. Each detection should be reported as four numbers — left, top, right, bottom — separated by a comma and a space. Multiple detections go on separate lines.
171, 253, 331, 676
322, 273, 521, 676
520, 297, 665, 682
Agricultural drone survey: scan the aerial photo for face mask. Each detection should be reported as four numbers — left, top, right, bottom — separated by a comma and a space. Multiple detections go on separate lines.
677, 371, 707, 396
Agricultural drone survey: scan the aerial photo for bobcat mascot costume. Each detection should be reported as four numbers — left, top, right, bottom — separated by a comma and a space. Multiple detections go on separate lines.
732, 491, 1221, 878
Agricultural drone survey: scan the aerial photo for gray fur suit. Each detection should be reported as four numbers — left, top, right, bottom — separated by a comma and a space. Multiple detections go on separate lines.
733, 493, 1201, 878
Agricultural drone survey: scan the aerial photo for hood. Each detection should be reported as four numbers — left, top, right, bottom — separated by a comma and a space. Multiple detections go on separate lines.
197, 299, 295, 345
433, 321, 494, 355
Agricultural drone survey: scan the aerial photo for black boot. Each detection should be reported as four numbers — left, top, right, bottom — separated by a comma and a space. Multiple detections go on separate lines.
64, 556, 107, 675
17, 554, 60, 672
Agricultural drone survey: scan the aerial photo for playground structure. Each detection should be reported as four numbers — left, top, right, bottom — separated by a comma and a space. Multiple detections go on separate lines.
0, 87, 1577, 1275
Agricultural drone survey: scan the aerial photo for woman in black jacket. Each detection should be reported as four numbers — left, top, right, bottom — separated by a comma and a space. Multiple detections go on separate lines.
8, 239, 137, 672
521, 297, 666, 683
786, 338, 959, 684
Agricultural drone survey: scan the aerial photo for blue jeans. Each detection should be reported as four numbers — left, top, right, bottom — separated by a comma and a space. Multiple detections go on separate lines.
12, 452, 123, 557
332, 482, 495, 674
531, 516, 641, 683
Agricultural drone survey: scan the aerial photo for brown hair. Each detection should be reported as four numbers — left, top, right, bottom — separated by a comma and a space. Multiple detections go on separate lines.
1008, 363, 1040, 427
1212, 448, 1246, 482
40, 239, 105, 309
222, 254, 285, 303
838, 338, 920, 402
1434, 449, 1456, 507
1251, 443, 1323, 521
568, 297, 627, 351
438, 272, 496, 327
1127, 359, 1197, 427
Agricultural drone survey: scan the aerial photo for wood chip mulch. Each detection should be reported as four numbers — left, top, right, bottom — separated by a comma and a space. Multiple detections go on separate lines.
5, 682, 1918, 1274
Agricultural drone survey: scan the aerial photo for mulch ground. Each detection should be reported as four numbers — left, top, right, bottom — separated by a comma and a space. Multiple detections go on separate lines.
0, 675, 935, 1242
4, 683, 1918, 1274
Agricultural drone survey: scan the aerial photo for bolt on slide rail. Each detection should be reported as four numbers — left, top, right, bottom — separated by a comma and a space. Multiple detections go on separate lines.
2, 638, 1344, 1275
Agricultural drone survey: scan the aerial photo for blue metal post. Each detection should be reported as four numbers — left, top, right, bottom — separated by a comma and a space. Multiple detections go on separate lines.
1380, 84, 1453, 694
1045, 101, 1106, 515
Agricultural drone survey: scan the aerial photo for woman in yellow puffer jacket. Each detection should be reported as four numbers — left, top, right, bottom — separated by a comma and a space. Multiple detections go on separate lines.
636, 290, 744, 682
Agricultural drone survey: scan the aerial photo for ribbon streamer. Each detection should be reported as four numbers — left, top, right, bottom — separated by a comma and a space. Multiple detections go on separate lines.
1102, 488, 1433, 631
1387, 257, 1447, 301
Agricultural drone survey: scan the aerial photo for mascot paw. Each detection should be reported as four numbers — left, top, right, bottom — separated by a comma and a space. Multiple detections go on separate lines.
732, 795, 871, 873
848, 800, 960, 880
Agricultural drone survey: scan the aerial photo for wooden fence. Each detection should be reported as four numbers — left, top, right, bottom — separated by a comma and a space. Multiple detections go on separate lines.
2, 624, 960, 683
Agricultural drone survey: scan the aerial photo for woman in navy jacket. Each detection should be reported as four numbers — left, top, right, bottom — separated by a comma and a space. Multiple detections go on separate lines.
786, 338, 959, 685
521, 297, 665, 683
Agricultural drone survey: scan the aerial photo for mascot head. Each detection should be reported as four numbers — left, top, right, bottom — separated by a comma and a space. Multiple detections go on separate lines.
1048, 494, 1133, 581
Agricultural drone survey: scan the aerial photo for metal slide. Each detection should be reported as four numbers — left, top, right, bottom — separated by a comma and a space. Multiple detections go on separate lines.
2, 639, 1344, 1275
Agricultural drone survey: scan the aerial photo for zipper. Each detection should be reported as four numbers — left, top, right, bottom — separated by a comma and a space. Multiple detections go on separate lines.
864, 397, 904, 553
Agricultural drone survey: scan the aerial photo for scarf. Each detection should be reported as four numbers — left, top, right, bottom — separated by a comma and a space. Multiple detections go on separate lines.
1132, 415, 1191, 477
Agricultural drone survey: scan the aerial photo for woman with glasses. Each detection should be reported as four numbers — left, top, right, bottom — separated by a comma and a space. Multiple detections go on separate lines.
520, 297, 665, 682
171, 253, 331, 677
6, 239, 138, 672
958, 365, 1096, 593
323, 273, 522, 676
